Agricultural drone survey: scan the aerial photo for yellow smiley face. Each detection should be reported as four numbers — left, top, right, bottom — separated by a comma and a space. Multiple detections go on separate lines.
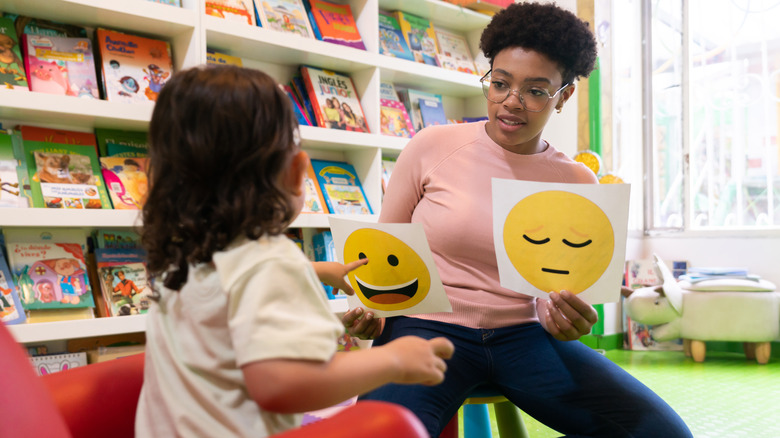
503, 190, 614, 294
343, 228, 431, 311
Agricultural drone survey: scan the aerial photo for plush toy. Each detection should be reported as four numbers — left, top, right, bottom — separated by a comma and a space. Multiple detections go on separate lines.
623, 254, 779, 364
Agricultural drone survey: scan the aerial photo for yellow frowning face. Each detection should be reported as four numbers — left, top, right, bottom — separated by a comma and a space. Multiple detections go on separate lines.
503, 190, 614, 294
343, 228, 431, 311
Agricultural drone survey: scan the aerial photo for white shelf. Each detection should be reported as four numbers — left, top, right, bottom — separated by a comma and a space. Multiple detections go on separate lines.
0, 209, 141, 228
9, 299, 349, 343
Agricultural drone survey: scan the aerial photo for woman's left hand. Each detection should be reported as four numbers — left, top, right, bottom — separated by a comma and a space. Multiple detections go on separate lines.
537, 290, 599, 341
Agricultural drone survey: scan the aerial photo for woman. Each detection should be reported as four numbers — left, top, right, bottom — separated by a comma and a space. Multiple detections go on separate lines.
343, 3, 692, 437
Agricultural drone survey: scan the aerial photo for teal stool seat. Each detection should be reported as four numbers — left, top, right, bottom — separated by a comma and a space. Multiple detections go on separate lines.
439, 386, 530, 438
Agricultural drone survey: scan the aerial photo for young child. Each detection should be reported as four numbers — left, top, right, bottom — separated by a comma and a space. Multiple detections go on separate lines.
135, 65, 454, 437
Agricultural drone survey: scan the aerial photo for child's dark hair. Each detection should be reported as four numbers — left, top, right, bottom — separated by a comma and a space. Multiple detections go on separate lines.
479, 2, 598, 84
142, 65, 299, 291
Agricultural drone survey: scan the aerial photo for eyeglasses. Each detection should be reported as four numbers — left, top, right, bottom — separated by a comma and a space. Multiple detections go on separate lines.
480, 70, 570, 112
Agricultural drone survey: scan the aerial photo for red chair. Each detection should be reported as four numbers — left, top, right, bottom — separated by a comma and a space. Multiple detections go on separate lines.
1, 322, 428, 438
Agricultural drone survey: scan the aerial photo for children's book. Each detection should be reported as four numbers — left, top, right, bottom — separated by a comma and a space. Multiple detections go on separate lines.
95, 248, 152, 317
206, 49, 243, 66
418, 97, 448, 129
291, 75, 318, 127
0, 16, 29, 90
94, 229, 143, 250
23, 140, 112, 209
381, 157, 396, 194
30, 351, 87, 375
22, 34, 100, 98
305, 0, 365, 50
205, 0, 256, 25
391, 11, 440, 67
300, 66, 369, 133
0, 250, 26, 325
377, 11, 414, 62
95, 28, 173, 103
281, 84, 312, 126
380, 81, 400, 102
19, 125, 98, 152
255, 0, 315, 38
4, 228, 96, 312
5, 129, 32, 206
14, 15, 87, 38
397, 88, 443, 132
310, 159, 372, 215
311, 230, 341, 299
94, 128, 148, 158
301, 161, 328, 214
473, 52, 491, 76
0, 132, 26, 208
100, 156, 149, 209
434, 28, 478, 75
379, 99, 415, 138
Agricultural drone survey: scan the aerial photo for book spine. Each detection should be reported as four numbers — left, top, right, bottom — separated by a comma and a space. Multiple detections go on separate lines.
300, 67, 328, 129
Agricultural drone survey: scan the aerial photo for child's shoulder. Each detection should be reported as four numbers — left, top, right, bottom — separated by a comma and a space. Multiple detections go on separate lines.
212, 236, 305, 289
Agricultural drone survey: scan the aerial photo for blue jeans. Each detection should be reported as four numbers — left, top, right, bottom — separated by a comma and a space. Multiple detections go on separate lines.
360, 317, 692, 438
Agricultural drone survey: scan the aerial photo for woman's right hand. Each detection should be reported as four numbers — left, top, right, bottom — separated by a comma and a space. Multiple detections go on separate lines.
342, 307, 383, 340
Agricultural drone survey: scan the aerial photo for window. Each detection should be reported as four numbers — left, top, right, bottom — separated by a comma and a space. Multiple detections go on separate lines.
610, 0, 780, 231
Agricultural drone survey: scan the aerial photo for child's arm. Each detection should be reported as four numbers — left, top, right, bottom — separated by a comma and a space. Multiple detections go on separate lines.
242, 335, 454, 414
312, 258, 368, 295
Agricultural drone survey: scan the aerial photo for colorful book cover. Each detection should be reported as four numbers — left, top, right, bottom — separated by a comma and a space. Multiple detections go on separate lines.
377, 11, 414, 62
397, 88, 443, 132
381, 157, 396, 194
301, 160, 328, 214
391, 11, 440, 67
205, 0, 256, 25
6, 129, 32, 207
306, 0, 365, 50
434, 27, 477, 75
24, 140, 112, 209
22, 34, 100, 98
94, 128, 148, 157
379, 81, 400, 102
0, 16, 29, 90
30, 351, 87, 375
311, 230, 341, 299
4, 228, 95, 311
19, 125, 98, 151
256, 0, 314, 38
0, 250, 26, 325
379, 99, 414, 138
418, 97, 448, 128
95, 248, 152, 317
281, 84, 311, 126
206, 49, 243, 66
310, 159, 372, 215
96, 28, 173, 103
100, 156, 149, 209
0, 132, 26, 208
300, 66, 369, 133
291, 75, 318, 127
14, 15, 87, 38
94, 229, 142, 250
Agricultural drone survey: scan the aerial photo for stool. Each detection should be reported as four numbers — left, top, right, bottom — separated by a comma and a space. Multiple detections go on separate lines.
439, 387, 529, 438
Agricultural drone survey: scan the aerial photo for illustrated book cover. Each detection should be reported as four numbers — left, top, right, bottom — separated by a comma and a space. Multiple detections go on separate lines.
100, 156, 149, 209
311, 230, 341, 299
281, 84, 312, 126
95, 248, 152, 317
302, 160, 329, 213
380, 81, 400, 101
255, 0, 314, 38
291, 74, 318, 127
205, 0, 256, 25
381, 157, 396, 194
95, 28, 173, 103
377, 11, 414, 62
299, 66, 369, 132
418, 97, 448, 129
4, 227, 95, 311
0, 250, 26, 325
0, 131, 27, 208
306, 0, 365, 50
19, 125, 98, 153
30, 351, 87, 375
397, 88, 443, 133
434, 28, 477, 75
0, 16, 29, 90
94, 229, 143, 250
23, 140, 112, 209
94, 128, 148, 157
380, 98, 415, 138
14, 15, 87, 38
310, 159, 372, 215
391, 11, 440, 66
22, 34, 100, 98
206, 49, 243, 66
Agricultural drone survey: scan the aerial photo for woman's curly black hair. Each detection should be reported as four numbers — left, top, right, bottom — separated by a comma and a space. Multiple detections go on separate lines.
480, 2, 598, 84
142, 65, 299, 291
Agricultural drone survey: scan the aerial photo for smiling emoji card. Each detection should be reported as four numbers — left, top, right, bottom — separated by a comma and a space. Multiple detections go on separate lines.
328, 217, 451, 318
492, 178, 630, 304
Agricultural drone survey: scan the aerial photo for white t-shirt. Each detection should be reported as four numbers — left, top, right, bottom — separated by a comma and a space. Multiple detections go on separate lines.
135, 235, 343, 437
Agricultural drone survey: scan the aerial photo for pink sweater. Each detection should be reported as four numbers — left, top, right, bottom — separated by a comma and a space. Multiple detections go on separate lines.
380, 121, 597, 329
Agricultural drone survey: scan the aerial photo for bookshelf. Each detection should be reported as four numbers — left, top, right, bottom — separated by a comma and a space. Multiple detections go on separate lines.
1, 0, 491, 343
